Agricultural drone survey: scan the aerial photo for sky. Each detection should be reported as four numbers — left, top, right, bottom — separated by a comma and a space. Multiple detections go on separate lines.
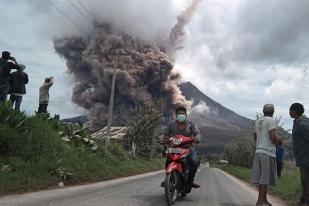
1, 0, 309, 129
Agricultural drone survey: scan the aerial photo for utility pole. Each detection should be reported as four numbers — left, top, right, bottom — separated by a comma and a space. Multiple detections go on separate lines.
106, 67, 117, 144
103, 48, 128, 144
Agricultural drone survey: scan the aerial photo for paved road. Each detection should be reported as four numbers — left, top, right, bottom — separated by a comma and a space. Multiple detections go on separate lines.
0, 166, 287, 206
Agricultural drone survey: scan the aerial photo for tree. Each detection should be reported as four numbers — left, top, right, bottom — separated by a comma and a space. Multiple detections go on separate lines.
123, 102, 162, 158
224, 126, 255, 167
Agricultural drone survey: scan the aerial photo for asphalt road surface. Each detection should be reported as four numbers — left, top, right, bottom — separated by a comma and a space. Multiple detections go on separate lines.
0, 166, 287, 206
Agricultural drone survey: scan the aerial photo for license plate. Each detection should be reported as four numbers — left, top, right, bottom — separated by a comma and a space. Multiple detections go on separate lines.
166, 148, 182, 154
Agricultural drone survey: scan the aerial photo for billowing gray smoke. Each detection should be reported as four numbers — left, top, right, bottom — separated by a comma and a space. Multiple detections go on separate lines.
54, 1, 200, 131
168, 0, 202, 58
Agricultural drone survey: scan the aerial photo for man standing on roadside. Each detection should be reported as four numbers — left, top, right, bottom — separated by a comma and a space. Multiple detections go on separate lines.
0, 51, 20, 105
38, 77, 54, 114
9, 64, 29, 111
252, 104, 282, 206
290, 103, 309, 206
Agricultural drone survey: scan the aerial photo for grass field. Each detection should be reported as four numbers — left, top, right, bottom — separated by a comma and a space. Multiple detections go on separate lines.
217, 161, 301, 206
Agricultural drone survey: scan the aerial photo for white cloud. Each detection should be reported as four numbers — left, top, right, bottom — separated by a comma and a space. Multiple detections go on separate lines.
191, 101, 210, 114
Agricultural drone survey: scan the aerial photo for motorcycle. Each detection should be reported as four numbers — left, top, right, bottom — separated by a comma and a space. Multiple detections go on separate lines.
161, 135, 197, 205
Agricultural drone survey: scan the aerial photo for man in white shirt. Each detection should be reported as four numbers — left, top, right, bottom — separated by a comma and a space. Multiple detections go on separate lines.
252, 104, 282, 206
38, 77, 53, 114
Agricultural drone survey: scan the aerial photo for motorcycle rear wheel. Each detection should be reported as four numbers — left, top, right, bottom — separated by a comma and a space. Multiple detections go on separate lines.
165, 171, 178, 205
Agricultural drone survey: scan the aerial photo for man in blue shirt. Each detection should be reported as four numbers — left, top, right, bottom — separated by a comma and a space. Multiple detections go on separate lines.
276, 142, 284, 178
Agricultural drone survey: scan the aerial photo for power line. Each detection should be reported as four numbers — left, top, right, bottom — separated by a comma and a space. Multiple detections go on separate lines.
67, 0, 92, 23
44, 0, 88, 34
76, 0, 96, 19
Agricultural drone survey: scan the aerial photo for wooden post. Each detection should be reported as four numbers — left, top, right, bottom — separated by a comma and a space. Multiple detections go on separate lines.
106, 68, 117, 144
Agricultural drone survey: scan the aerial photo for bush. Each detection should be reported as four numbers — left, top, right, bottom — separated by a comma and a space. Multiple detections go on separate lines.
0, 124, 22, 157
0, 112, 65, 165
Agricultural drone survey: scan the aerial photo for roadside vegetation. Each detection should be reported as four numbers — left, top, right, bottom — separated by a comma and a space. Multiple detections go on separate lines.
0, 102, 163, 195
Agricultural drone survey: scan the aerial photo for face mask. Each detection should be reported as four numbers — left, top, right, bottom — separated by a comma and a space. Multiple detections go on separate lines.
176, 114, 187, 122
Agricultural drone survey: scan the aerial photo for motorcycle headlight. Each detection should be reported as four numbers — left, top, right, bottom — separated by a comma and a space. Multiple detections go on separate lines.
172, 138, 182, 145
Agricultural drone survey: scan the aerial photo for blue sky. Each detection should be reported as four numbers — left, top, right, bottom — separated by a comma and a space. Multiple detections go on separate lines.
1, 0, 309, 129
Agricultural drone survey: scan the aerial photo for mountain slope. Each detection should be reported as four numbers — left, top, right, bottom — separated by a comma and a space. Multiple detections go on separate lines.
179, 82, 254, 155
180, 82, 253, 128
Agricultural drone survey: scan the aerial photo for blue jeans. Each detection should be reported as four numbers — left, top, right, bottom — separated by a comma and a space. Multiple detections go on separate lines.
0, 80, 9, 105
188, 148, 200, 184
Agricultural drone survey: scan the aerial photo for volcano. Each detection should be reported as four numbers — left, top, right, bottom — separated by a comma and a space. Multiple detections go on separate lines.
63, 81, 253, 155
180, 82, 253, 155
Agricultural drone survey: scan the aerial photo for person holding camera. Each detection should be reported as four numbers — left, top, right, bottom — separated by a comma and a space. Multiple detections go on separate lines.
0, 51, 20, 105
38, 77, 54, 114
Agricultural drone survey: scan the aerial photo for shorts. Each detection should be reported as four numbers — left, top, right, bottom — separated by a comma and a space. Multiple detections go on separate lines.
251, 153, 278, 186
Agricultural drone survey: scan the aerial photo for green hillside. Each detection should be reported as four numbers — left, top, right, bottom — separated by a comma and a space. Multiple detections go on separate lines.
0, 102, 163, 195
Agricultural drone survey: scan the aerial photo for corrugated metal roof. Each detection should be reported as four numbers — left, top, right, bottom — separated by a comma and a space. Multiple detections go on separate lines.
91, 127, 127, 140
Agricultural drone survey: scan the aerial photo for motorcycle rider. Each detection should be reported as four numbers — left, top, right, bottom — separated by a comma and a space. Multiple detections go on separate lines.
159, 106, 201, 188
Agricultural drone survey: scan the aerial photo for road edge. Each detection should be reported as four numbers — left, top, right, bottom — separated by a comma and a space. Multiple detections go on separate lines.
217, 168, 288, 206
0, 170, 165, 205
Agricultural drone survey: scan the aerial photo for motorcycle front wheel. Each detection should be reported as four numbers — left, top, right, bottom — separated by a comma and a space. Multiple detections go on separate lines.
165, 171, 178, 205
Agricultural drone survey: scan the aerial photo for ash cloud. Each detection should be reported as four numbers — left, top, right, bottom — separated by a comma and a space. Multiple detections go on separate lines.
54, 24, 186, 130
54, 0, 200, 131
54, 0, 199, 130
168, 0, 202, 58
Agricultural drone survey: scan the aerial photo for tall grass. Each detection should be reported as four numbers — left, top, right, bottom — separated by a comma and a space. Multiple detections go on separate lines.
0, 103, 163, 195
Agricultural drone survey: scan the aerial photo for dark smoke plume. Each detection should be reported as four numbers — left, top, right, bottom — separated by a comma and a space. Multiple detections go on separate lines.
54, 1, 200, 131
